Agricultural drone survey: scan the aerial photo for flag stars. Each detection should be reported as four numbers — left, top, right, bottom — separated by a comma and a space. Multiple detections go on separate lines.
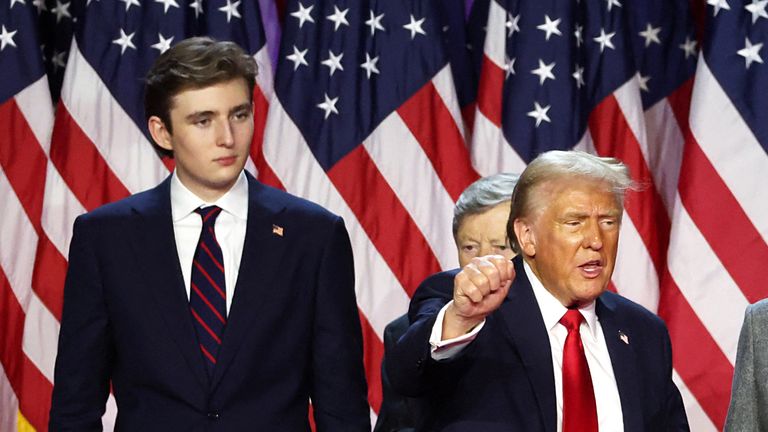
10, 0, 25, 8
737, 37, 764, 69
504, 57, 516, 78
155, 0, 179, 13
506, 13, 520, 37
0, 25, 18, 51
321, 50, 344, 76
531, 59, 556, 85
606, 0, 621, 11
327, 6, 349, 31
572, 65, 585, 88
366, 11, 385, 36
707, 0, 730, 16
574, 24, 584, 47
51, 51, 67, 70
637, 73, 650, 92
403, 14, 426, 39
152, 33, 174, 53
317, 93, 339, 119
189, 0, 203, 18
527, 102, 551, 127
638, 23, 661, 47
291, 2, 315, 28
679, 36, 697, 59
218, 0, 241, 23
112, 28, 137, 54
594, 28, 616, 53
51, 0, 72, 23
745, 0, 768, 23
120, 0, 140, 12
360, 53, 380, 78
32, 0, 46, 13
286, 45, 309, 70
537, 15, 562, 41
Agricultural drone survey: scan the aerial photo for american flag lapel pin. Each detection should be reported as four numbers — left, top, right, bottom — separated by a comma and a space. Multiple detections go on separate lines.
272, 224, 284, 237
618, 330, 629, 345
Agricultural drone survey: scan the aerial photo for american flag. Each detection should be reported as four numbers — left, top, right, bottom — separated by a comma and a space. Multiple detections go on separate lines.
0, 0, 58, 429
0, 0, 766, 431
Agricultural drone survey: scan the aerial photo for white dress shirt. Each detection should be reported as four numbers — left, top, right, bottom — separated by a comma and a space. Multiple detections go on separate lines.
429, 261, 624, 431
170, 171, 248, 315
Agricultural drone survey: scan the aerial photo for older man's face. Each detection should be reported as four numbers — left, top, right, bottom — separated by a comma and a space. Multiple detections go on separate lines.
455, 202, 514, 267
516, 177, 622, 307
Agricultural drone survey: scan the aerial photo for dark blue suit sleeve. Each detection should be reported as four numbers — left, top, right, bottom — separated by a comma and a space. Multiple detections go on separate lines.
386, 272, 457, 398
49, 215, 112, 431
374, 314, 422, 432
310, 217, 370, 431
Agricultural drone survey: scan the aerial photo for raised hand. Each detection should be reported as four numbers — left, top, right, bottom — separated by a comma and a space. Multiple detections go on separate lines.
442, 255, 515, 340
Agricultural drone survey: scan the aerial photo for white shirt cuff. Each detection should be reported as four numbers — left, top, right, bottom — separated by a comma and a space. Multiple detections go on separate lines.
429, 300, 486, 361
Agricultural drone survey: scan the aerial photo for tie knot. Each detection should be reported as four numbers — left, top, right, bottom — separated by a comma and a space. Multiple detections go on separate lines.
195, 206, 222, 227
559, 309, 584, 331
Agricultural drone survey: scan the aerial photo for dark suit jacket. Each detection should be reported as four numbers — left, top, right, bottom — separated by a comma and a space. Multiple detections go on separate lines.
49, 173, 370, 431
374, 314, 424, 432
386, 258, 689, 431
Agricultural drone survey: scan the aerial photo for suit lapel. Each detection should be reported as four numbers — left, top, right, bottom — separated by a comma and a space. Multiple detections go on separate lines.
497, 257, 557, 432
129, 177, 208, 391
211, 174, 288, 389
597, 295, 643, 432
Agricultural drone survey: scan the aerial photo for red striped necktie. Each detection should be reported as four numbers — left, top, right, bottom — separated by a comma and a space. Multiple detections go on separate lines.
190, 206, 227, 378
560, 309, 598, 432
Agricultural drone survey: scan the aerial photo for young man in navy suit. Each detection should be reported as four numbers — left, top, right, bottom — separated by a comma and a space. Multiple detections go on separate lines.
50, 37, 370, 431
387, 151, 689, 431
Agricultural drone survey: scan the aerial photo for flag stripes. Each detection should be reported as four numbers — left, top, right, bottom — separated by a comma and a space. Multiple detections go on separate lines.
396, 79, 478, 202
263, 100, 411, 337
362, 111, 458, 271
328, 146, 443, 297
0, 362, 20, 432
0, 208, 53, 431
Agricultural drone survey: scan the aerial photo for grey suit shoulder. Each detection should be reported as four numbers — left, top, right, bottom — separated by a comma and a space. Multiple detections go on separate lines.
725, 299, 768, 432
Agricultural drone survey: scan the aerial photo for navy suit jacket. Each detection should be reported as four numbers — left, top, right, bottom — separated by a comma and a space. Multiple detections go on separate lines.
374, 314, 424, 432
386, 257, 689, 431
50, 173, 370, 431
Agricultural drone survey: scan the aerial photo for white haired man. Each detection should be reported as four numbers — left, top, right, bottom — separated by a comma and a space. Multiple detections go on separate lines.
387, 151, 689, 431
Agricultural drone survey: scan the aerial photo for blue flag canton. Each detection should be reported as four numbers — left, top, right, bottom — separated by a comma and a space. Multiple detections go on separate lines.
705, 0, 768, 151
35, 0, 84, 102
74, 0, 266, 142
497, 0, 698, 162
466, 0, 490, 95
274, 0, 449, 172
0, 0, 47, 104
438, 0, 477, 109
625, 0, 697, 109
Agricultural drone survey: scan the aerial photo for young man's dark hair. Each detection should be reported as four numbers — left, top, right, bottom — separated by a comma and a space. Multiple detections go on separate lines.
144, 36, 258, 157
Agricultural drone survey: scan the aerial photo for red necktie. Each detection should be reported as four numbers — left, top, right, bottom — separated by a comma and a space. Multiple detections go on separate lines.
560, 309, 598, 432
190, 206, 227, 378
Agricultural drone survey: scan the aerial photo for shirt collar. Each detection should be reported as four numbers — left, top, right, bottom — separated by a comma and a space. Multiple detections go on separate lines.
523, 260, 598, 337
170, 170, 249, 222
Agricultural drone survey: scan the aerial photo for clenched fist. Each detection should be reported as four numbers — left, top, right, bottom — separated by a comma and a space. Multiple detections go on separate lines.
442, 255, 515, 340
